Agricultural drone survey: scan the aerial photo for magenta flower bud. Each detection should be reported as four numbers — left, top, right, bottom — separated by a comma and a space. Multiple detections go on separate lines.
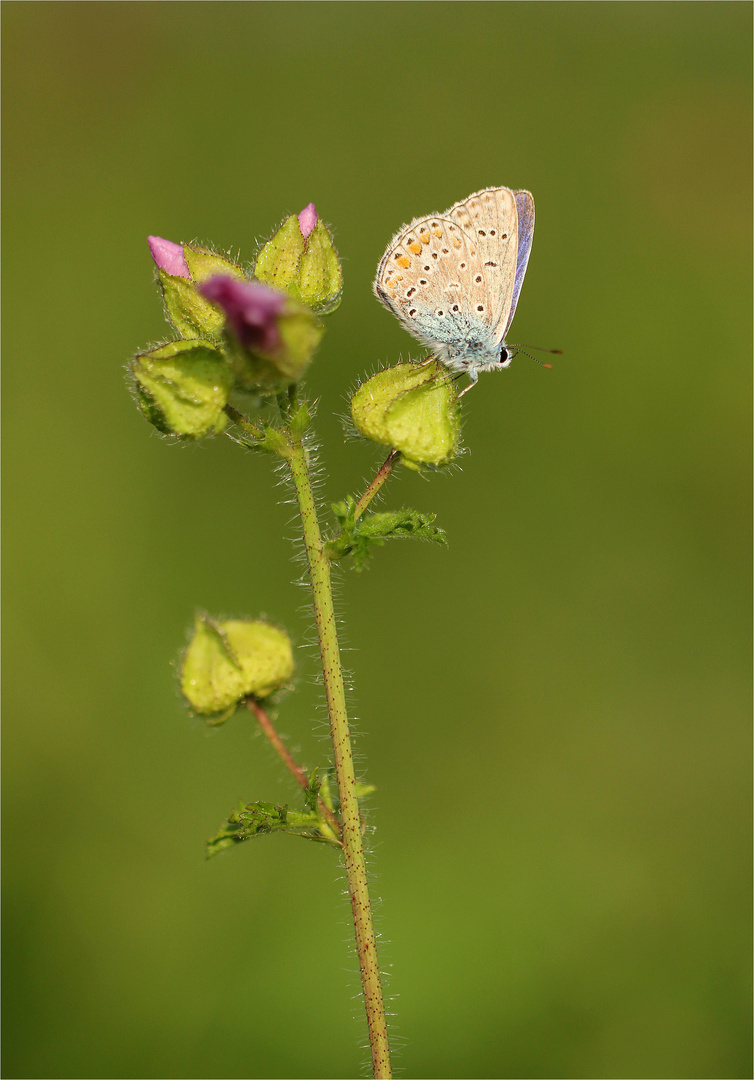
198, 275, 286, 352
297, 202, 318, 240
148, 235, 191, 279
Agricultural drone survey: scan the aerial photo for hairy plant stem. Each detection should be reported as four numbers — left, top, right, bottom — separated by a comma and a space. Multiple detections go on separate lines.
245, 698, 342, 843
287, 433, 392, 1080
224, 402, 263, 435
223, 399, 392, 1075
354, 449, 401, 521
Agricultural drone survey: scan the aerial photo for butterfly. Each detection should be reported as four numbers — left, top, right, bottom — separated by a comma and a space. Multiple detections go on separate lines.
373, 187, 538, 390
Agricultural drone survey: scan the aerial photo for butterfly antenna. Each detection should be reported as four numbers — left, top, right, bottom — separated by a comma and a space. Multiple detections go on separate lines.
507, 344, 562, 370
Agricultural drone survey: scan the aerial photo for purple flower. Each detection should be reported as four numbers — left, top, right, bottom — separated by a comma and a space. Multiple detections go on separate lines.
198, 276, 286, 352
148, 236, 191, 279
297, 203, 318, 240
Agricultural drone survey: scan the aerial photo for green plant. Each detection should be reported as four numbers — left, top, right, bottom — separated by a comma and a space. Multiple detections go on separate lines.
129, 207, 466, 1079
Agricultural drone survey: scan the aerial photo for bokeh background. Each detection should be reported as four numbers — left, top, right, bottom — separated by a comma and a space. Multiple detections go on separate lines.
4, 3, 751, 1078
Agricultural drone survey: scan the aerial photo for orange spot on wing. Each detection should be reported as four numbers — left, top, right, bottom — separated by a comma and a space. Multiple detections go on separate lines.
396, 255, 411, 268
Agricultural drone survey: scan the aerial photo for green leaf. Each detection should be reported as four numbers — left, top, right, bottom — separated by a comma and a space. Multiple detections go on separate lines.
206, 797, 340, 858
288, 400, 313, 440
326, 497, 447, 569
227, 422, 292, 458
303, 768, 322, 813
354, 781, 377, 799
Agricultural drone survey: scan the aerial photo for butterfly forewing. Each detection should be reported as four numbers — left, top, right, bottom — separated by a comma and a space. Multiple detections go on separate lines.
506, 190, 535, 336
445, 187, 518, 341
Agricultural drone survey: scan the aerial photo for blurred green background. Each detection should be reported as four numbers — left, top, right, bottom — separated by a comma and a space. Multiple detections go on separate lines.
3, 3, 751, 1078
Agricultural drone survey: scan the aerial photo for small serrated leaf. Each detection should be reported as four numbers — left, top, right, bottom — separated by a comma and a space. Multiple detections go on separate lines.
355, 781, 377, 799
289, 400, 313, 439
326, 501, 446, 569
206, 791, 341, 857
303, 768, 321, 813
226, 422, 292, 458
359, 509, 447, 544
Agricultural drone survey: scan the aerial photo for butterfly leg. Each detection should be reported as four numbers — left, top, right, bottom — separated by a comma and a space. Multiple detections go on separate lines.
455, 369, 478, 398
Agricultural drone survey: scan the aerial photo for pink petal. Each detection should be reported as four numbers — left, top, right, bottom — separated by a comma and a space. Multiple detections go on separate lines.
297, 203, 318, 240
148, 235, 191, 279
198, 276, 285, 352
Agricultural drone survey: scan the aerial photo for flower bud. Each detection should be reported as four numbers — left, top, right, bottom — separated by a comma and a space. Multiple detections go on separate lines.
148, 236, 246, 341
350, 361, 461, 468
254, 204, 343, 315
131, 339, 232, 438
180, 615, 294, 721
148, 236, 190, 278
198, 275, 323, 388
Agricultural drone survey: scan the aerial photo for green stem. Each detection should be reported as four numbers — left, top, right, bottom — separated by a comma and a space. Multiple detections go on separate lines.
224, 402, 263, 436
288, 434, 392, 1080
354, 449, 401, 521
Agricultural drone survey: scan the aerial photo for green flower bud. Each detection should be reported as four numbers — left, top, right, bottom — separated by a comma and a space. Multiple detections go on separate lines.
254, 216, 303, 293
181, 615, 295, 721
182, 247, 246, 285
131, 340, 233, 439
148, 236, 246, 342
255, 204, 343, 315
350, 361, 461, 468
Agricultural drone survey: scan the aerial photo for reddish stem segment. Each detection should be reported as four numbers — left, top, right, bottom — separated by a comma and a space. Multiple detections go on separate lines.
354, 449, 400, 521
246, 698, 342, 843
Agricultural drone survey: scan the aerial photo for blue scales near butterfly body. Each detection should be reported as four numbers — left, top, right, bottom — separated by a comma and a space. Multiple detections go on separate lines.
374, 187, 535, 387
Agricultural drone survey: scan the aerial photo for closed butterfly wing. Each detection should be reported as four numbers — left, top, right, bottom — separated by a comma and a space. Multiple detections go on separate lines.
374, 213, 489, 355
505, 190, 535, 336
445, 187, 519, 343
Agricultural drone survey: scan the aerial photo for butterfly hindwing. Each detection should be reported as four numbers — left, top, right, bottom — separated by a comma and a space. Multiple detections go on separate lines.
374, 213, 490, 353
